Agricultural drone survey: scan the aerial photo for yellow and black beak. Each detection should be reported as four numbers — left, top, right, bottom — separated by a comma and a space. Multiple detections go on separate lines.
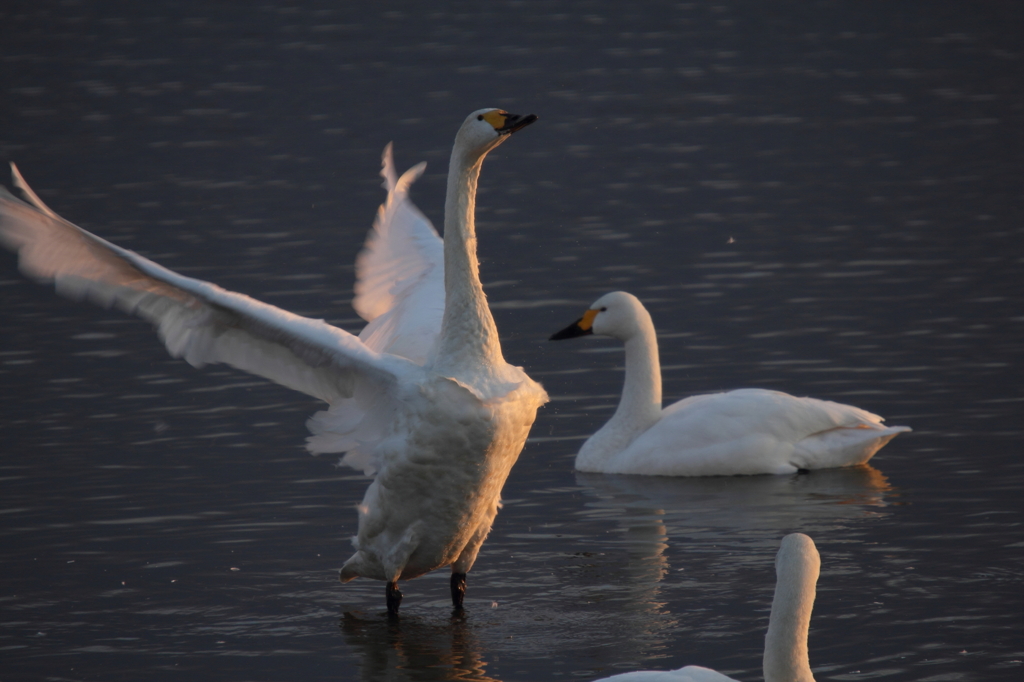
482, 110, 539, 135
550, 308, 598, 341
498, 112, 538, 134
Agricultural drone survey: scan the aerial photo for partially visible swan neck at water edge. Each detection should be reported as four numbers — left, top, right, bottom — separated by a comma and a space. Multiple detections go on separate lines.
587, 533, 821, 682
579, 291, 663, 469
433, 109, 533, 386
763, 533, 819, 682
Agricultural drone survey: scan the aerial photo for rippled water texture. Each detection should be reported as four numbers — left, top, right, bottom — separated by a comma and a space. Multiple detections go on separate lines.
1, 1, 1022, 681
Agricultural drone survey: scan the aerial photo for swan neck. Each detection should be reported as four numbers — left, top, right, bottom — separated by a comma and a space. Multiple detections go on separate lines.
612, 313, 662, 429
574, 307, 662, 471
763, 544, 819, 682
432, 148, 504, 379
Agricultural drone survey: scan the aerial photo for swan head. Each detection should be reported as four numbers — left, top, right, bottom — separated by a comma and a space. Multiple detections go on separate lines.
453, 108, 538, 159
550, 291, 651, 342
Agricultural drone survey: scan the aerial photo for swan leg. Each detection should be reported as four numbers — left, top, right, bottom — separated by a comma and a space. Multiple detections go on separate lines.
386, 581, 403, 616
450, 518, 491, 611
450, 572, 467, 610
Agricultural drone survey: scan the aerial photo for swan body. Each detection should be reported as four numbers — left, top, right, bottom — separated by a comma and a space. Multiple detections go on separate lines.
0, 108, 548, 614
551, 292, 909, 476
593, 533, 820, 682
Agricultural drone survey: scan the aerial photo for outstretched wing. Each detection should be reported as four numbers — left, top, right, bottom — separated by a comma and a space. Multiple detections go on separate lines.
0, 165, 421, 440
353, 143, 444, 365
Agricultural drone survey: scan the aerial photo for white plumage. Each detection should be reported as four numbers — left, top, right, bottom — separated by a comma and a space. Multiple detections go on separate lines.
593, 669, 737, 682
592, 533, 821, 682
352, 146, 443, 365
551, 291, 909, 476
0, 108, 547, 615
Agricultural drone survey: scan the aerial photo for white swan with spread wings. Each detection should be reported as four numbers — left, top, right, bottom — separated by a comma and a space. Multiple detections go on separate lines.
0, 108, 548, 616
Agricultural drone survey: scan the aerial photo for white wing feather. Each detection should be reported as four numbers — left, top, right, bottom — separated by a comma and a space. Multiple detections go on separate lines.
616, 388, 909, 476
0, 169, 426, 470
353, 143, 444, 365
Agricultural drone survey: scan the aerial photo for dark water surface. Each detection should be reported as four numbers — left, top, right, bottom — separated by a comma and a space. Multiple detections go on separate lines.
2, 2, 1022, 681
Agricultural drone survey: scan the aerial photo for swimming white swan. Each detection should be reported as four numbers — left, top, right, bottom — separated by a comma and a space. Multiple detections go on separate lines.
551, 292, 909, 476
592, 532, 820, 682
0, 108, 548, 615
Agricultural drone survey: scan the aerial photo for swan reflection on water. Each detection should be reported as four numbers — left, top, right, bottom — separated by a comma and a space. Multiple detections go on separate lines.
561, 465, 892, 676
334, 466, 893, 681
575, 463, 894, 541
341, 611, 499, 682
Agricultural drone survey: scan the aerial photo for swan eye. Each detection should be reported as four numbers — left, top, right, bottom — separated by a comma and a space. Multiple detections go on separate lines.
600, 307, 607, 312
477, 115, 484, 121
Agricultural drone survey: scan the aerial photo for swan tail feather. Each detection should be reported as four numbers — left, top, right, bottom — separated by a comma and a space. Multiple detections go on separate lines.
793, 423, 911, 469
